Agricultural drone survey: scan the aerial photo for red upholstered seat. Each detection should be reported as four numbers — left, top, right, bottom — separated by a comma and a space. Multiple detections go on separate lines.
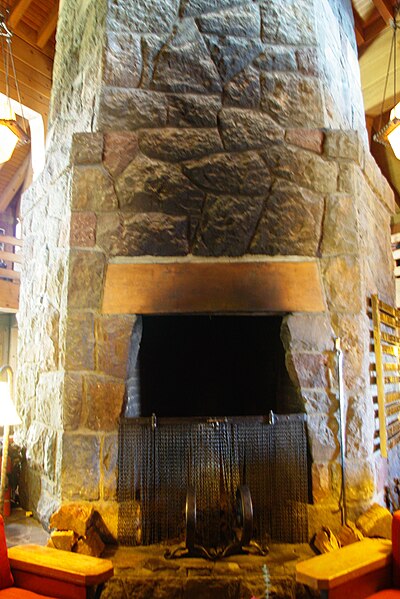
0, 516, 13, 590
0, 516, 57, 599
0, 590, 59, 599
367, 513, 400, 598
366, 593, 400, 598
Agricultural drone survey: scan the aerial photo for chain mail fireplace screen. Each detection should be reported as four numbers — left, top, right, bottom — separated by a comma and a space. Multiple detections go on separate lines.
117, 414, 309, 546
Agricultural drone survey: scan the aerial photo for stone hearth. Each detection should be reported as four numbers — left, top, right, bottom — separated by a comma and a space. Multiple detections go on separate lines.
100, 543, 317, 599
15, 0, 396, 544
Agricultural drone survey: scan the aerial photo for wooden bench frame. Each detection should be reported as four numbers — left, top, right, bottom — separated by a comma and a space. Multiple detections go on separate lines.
7, 544, 113, 599
296, 539, 393, 599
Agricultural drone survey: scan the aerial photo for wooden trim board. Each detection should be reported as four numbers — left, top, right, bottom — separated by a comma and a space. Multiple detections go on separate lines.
102, 260, 325, 314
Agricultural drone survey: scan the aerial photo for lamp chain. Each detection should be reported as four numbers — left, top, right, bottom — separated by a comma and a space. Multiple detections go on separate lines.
378, 10, 397, 131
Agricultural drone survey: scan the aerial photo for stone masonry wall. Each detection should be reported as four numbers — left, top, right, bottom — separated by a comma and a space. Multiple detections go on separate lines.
16, 0, 396, 536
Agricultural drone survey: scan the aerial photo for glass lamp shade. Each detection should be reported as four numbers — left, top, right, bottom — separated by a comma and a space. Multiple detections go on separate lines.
0, 98, 18, 164
388, 102, 400, 159
0, 381, 21, 426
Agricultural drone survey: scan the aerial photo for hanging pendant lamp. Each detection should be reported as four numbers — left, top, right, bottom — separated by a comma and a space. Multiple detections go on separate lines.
0, 12, 29, 165
373, 3, 400, 160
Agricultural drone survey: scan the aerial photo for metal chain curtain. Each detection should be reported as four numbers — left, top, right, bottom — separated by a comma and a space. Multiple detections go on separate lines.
118, 415, 309, 547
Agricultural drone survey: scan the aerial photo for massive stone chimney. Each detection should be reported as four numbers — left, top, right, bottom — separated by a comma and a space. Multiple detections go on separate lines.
16, 0, 395, 538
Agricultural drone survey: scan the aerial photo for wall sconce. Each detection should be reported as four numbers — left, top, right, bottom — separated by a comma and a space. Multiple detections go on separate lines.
0, 365, 21, 517
0, 13, 30, 165
373, 4, 400, 159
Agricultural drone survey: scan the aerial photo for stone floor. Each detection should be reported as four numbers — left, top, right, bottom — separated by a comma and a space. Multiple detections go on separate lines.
4, 509, 318, 599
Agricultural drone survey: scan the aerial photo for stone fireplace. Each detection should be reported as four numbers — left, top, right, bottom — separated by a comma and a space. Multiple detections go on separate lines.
16, 0, 396, 541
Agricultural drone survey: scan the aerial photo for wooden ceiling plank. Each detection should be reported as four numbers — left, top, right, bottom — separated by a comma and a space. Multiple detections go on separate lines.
7, 0, 35, 30
0, 59, 51, 100
0, 78, 50, 117
363, 16, 388, 44
14, 21, 55, 60
352, 7, 366, 45
0, 154, 30, 212
36, 4, 58, 49
371, 0, 395, 24
10, 34, 53, 78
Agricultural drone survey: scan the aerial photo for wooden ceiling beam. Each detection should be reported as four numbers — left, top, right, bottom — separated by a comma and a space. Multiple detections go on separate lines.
7, 0, 35, 30
14, 21, 55, 60
371, 0, 395, 24
353, 8, 366, 46
36, 4, 58, 49
0, 153, 30, 212
363, 16, 388, 45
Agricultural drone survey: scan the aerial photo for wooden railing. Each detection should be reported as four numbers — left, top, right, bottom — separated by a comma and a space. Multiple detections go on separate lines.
0, 235, 22, 312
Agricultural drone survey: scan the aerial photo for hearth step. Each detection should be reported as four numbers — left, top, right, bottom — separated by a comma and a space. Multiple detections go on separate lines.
100, 543, 317, 599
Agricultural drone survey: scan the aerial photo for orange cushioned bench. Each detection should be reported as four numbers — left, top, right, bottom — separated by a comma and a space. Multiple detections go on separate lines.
296, 511, 400, 598
0, 515, 113, 599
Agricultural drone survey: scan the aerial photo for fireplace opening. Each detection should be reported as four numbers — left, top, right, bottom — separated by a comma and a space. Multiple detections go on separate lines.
126, 314, 299, 418
119, 314, 309, 548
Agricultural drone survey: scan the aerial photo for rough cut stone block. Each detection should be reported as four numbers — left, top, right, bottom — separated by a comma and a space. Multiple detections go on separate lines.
219, 108, 284, 151
96, 213, 124, 256
182, 0, 245, 17
296, 47, 318, 77
121, 213, 189, 256
96, 315, 136, 379
72, 166, 118, 211
101, 434, 118, 501
104, 31, 142, 88
222, 65, 261, 108
115, 155, 205, 215
75, 527, 105, 557
281, 313, 334, 353
50, 503, 95, 537
70, 133, 103, 165
285, 129, 324, 154
356, 504, 392, 539
261, 145, 338, 194
103, 132, 139, 178
68, 250, 105, 310
98, 89, 168, 130
324, 130, 361, 163
61, 436, 101, 501
307, 414, 337, 462
321, 194, 358, 256
84, 377, 125, 431
322, 256, 362, 313
152, 21, 222, 93
50, 530, 77, 551
64, 312, 95, 371
287, 352, 331, 390
64, 374, 83, 431
139, 127, 223, 162
109, 0, 179, 34
167, 94, 221, 127
204, 35, 263, 85
193, 194, 264, 256
196, 4, 260, 37
261, 73, 324, 128
70, 212, 96, 247
260, 0, 316, 45
183, 151, 271, 195
256, 48, 297, 72
250, 180, 324, 256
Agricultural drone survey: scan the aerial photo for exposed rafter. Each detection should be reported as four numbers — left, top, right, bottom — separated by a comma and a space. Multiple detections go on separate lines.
37, 4, 58, 49
371, 0, 395, 23
0, 153, 30, 212
7, 0, 35, 30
